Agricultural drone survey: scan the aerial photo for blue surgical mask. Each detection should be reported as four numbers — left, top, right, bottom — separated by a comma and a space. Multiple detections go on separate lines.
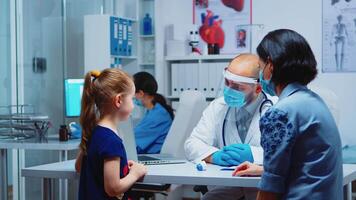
259, 70, 276, 96
223, 86, 247, 108
133, 98, 144, 107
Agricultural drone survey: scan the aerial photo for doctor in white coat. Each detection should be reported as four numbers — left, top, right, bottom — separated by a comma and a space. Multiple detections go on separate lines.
184, 54, 276, 200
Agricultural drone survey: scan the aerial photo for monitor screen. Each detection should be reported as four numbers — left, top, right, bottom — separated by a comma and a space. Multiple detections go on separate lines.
65, 79, 84, 117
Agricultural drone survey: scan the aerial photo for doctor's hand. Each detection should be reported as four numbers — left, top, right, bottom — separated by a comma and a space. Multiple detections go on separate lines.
211, 150, 241, 166
223, 143, 254, 163
232, 161, 263, 176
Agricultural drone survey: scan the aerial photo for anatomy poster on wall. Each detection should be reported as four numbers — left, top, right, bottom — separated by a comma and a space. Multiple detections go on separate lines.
194, 0, 252, 54
322, 0, 356, 72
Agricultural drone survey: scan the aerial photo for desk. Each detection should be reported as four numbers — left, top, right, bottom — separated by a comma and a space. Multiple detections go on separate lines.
22, 160, 356, 200
0, 137, 80, 200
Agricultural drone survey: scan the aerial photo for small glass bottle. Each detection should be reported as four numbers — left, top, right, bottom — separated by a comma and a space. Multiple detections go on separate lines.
143, 13, 153, 35
59, 125, 69, 141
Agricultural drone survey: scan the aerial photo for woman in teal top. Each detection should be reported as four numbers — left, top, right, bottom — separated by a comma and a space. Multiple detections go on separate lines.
133, 72, 174, 154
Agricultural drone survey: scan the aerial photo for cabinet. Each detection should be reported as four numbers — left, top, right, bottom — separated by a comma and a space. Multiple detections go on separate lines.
83, 0, 157, 76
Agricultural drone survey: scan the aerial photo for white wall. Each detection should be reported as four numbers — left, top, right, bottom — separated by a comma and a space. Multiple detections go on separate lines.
156, 0, 356, 145
155, 0, 193, 95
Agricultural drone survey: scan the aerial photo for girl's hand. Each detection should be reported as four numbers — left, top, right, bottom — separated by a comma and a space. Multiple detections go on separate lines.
129, 161, 147, 179
128, 160, 135, 169
232, 161, 263, 176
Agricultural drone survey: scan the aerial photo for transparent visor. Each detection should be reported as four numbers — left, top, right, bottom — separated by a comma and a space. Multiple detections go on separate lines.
216, 68, 258, 98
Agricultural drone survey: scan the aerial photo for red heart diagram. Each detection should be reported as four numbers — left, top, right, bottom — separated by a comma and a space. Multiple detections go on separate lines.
221, 0, 244, 12
199, 10, 225, 48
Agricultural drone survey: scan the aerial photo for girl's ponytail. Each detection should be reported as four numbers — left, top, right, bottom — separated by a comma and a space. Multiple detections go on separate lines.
79, 71, 99, 154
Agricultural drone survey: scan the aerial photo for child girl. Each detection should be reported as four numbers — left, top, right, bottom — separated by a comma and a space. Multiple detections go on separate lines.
75, 69, 147, 200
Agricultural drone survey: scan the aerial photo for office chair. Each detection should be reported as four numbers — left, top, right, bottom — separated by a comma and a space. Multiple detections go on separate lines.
129, 91, 206, 199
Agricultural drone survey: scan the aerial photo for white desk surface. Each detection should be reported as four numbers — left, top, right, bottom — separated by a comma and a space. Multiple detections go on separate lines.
0, 136, 80, 150
343, 164, 356, 185
22, 160, 356, 187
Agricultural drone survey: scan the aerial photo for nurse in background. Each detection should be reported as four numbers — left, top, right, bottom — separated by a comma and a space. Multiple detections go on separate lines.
133, 72, 174, 154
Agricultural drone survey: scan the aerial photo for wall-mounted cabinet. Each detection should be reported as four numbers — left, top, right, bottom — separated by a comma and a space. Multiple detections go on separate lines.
84, 15, 138, 74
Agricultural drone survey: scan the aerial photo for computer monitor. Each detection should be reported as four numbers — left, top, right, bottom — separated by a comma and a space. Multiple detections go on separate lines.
64, 79, 84, 117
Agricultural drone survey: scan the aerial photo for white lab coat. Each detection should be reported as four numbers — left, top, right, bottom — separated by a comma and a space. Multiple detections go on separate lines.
184, 94, 277, 165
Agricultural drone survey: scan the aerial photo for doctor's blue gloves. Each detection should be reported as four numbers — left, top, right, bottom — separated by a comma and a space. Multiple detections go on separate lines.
223, 143, 254, 164
212, 150, 241, 166
211, 144, 254, 166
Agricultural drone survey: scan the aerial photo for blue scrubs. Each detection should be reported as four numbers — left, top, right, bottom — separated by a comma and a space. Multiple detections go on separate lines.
259, 83, 343, 199
134, 103, 173, 154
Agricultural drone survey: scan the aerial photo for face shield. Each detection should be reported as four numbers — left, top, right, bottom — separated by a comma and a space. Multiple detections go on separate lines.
216, 68, 258, 108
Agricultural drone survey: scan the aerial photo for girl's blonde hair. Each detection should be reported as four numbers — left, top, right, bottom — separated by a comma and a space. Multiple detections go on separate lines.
79, 68, 133, 154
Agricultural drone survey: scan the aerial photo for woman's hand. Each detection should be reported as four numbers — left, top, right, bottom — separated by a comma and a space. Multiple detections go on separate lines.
232, 161, 263, 176
128, 161, 147, 180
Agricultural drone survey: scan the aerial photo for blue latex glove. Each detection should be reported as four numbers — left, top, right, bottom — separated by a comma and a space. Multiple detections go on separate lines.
211, 150, 241, 166
223, 143, 254, 163
69, 122, 82, 139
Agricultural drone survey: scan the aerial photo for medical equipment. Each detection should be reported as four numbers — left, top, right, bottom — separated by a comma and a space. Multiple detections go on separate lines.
188, 28, 202, 55
196, 161, 207, 171
0, 104, 51, 140
199, 10, 225, 49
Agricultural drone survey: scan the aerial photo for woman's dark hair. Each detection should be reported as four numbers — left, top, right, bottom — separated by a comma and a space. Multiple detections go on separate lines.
133, 72, 174, 119
257, 29, 318, 86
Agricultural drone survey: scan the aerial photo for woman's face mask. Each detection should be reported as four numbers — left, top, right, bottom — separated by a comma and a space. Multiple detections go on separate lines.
133, 90, 145, 107
259, 61, 276, 96
133, 97, 144, 107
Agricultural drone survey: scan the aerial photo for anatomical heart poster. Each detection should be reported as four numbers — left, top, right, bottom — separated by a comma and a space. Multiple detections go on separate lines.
322, 0, 356, 72
194, 0, 252, 54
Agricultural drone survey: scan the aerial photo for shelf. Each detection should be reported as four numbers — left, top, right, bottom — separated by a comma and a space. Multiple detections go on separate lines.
165, 54, 236, 61
140, 63, 155, 65
116, 16, 138, 22
140, 34, 155, 38
113, 55, 137, 59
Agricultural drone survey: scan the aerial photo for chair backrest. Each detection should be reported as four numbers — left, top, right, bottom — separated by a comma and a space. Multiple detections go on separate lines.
160, 91, 206, 157
309, 85, 340, 125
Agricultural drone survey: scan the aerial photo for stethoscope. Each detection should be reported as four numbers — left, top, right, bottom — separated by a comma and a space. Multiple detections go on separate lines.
222, 91, 273, 146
